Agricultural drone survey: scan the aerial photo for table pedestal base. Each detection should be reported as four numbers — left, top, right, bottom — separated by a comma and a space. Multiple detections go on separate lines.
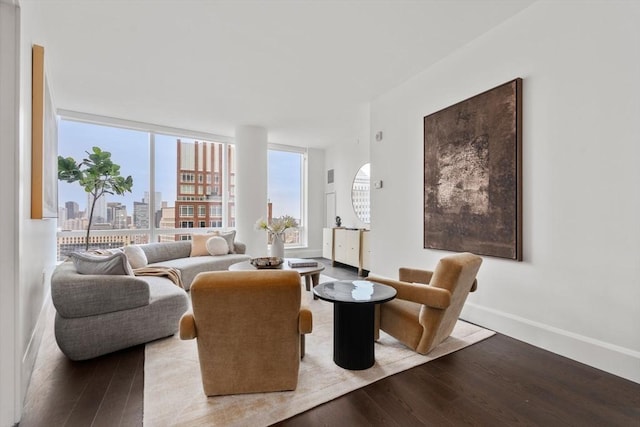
333, 303, 375, 370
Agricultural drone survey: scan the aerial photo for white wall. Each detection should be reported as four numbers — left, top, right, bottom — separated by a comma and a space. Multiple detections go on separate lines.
370, 1, 640, 383
324, 104, 371, 230
0, 2, 21, 425
6, 2, 59, 425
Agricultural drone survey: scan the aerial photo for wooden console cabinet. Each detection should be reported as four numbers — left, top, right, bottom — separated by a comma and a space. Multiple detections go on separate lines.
323, 228, 370, 275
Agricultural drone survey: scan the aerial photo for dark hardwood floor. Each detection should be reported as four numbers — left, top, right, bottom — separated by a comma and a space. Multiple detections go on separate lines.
20, 258, 640, 426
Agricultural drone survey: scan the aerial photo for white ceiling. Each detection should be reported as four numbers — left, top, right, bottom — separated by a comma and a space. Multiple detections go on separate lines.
25, 0, 535, 148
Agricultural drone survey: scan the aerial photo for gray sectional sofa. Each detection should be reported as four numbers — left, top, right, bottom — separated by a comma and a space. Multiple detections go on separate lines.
51, 239, 251, 360
137, 240, 251, 291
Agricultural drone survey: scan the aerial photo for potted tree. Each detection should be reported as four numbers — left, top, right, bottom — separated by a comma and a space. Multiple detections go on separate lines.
58, 146, 133, 251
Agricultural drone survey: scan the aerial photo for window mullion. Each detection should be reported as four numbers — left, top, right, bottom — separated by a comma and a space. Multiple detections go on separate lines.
149, 132, 156, 243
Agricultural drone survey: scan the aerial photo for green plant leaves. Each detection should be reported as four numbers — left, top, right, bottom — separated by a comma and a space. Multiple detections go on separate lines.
57, 146, 134, 250
58, 147, 133, 196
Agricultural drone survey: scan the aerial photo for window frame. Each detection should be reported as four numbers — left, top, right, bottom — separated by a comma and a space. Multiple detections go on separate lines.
267, 143, 307, 248
56, 111, 236, 257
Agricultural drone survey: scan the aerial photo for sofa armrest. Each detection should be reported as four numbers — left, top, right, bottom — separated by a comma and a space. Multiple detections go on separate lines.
179, 312, 197, 340
51, 262, 150, 318
298, 308, 313, 335
368, 274, 451, 309
234, 241, 246, 254
398, 268, 434, 285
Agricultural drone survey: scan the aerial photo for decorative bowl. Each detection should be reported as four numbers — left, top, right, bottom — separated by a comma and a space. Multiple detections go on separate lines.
250, 257, 284, 269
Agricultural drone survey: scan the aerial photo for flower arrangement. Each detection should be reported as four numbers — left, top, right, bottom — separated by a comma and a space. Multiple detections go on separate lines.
255, 215, 299, 236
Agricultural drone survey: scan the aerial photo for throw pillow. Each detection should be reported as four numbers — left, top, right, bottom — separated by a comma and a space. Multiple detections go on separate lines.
70, 251, 134, 276
123, 245, 148, 269
190, 234, 210, 257
208, 230, 236, 254
206, 236, 229, 256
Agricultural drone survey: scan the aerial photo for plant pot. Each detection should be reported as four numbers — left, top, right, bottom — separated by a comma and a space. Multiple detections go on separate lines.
270, 233, 285, 258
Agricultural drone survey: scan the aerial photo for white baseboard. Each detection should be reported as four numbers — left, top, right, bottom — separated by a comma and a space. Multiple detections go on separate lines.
21, 291, 52, 404
462, 302, 640, 384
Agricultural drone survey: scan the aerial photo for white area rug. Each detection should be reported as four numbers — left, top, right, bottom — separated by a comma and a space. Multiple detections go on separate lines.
144, 275, 495, 426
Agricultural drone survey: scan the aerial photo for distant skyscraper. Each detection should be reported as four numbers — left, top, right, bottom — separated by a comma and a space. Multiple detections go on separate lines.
107, 202, 128, 229
87, 193, 107, 223
133, 201, 149, 229
65, 201, 79, 220
144, 191, 163, 227
143, 191, 163, 212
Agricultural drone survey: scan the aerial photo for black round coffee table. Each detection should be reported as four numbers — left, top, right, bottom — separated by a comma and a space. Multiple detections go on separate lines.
313, 280, 396, 370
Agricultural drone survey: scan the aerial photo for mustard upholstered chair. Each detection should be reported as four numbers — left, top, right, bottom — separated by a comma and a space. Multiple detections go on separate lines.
368, 252, 482, 355
179, 270, 313, 396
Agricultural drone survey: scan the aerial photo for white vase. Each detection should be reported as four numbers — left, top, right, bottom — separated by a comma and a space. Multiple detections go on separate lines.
270, 233, 285, 258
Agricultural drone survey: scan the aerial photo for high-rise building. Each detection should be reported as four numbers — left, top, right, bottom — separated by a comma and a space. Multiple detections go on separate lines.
158, 206, 177, 242
143, 191, 162, 212
107, 202, 128, 229
65, 201, 79, 220
87, 193, 107, 223
143, 191, 163, 227
175, 139, 234, 231
133, 201, 149, 229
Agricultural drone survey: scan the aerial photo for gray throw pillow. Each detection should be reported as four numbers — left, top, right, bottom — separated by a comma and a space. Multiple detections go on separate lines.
70, 251, 134, 276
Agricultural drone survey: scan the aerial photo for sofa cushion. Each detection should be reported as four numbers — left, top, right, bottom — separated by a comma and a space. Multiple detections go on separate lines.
206, 236, 229, 255
70, 251, 134, 276
147, 253, 251, 291
123, 245, 148, 269
190, 234, 211, 257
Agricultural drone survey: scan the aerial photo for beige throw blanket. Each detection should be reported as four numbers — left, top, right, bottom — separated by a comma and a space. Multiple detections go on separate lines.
134, 266, 184, 288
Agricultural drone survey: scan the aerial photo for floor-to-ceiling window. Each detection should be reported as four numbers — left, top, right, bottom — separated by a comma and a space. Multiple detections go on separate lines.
267, 146, 306, 246
57, 120, 150, 258
57, 115, 235, 260
154, 134, 235, 242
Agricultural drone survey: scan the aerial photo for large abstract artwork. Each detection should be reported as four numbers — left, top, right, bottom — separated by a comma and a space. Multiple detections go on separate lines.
31, 44, 58, 219
424, 78, 522, 260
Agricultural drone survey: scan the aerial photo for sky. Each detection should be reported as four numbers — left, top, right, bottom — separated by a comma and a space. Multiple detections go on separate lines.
58, 119, 302, 220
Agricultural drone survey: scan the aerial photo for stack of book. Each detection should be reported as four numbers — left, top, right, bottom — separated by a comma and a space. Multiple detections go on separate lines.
287, 259, 318, 268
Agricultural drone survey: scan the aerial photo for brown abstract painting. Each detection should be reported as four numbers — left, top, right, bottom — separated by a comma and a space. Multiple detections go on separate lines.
424, 78, 522, 260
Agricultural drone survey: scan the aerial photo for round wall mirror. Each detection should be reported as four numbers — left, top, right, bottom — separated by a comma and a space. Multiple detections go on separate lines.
351, 163, 370, 224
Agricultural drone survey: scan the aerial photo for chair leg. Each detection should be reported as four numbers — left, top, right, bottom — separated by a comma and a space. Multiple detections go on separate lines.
374, 304, 381, 341
300, 334, 305, 359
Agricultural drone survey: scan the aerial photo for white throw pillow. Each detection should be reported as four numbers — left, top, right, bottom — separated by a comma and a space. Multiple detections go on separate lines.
207, 230, 236, 253
206, 236, 229, 256
123, 245, 148, 269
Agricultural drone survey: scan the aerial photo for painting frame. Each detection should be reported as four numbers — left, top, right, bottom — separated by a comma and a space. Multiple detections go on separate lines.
31, 44, 58, 219
423, 78, 522, 260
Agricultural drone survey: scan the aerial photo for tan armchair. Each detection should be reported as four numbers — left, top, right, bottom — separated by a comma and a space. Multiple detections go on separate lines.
179, 270, 313, 396
368, 252, 482, 355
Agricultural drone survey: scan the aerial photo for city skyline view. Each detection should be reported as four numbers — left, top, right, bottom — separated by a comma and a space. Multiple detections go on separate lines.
57, 120, 303, 228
